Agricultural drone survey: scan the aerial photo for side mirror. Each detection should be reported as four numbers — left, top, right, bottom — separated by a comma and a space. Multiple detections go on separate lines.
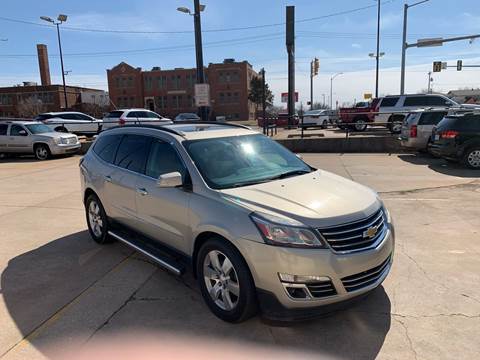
19, 130, 27, 136
157, 172, 183, 188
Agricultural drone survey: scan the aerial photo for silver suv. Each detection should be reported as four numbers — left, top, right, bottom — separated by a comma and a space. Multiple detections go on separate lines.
80, 123, 394, 322
0, 121, 80, 160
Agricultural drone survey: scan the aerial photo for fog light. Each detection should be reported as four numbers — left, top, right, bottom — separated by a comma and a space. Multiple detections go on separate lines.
279, 273, 330, 284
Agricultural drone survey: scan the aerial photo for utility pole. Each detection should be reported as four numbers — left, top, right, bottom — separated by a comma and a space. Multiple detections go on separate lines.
427, 71, 432, 93
193, 0, 208, 121
400, 0, 430, 94
310, 58, 319, 110
375, 0, 381, 98
330, 73, 343, 109
261, 68, 266, 135
322, 94, 326, 107
286, 6, 295, 128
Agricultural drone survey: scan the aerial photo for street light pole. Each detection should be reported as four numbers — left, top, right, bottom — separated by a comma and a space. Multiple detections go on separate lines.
193, 0, 208, 121
261, 68, 266, 135
56, 23, 68, 109
40, 15, 69, 109
375, 0, 381, 98
427, 71, 432, 93
330, 73, 343, 109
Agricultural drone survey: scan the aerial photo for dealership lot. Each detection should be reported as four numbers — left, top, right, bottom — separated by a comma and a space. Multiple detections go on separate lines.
0, 154, 479, 359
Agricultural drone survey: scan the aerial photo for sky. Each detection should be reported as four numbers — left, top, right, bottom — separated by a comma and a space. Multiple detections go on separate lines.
0, 0, 479, 107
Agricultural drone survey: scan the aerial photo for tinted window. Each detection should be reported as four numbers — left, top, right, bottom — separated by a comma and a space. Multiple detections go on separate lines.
93, 135, 122, 163
58, 114, 76, 120
105, 111, 123, 118
418, 112, 447, 126
437, 115, 480, 131
76, 114, 93, 120
0, 124, 7, 135
146, 140, 186, 179
35, 114, 54, 121
126, 111, 139, 118
145, 112, 161, 119
404, 96, 428, 107
10, 125, 26, 136
380, 97, 399, 107
114, 135, 151, 173
426, 96, 450, 106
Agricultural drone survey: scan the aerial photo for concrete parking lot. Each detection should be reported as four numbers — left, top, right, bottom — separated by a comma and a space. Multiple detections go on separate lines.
0, 154, 479, 359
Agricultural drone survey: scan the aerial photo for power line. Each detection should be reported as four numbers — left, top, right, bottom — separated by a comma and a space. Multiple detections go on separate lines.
0, 1, 397, 35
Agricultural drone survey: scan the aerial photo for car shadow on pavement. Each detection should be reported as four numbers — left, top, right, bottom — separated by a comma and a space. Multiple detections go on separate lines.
398, 153, 480, 178
1, 231, 391, 360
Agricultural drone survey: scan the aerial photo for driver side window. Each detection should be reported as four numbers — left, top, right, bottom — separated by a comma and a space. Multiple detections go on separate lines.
10, 125, 27, 136
146, 140, 185, 179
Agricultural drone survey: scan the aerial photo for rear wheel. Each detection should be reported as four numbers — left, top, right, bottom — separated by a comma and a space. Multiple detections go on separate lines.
54, 126, 68, 133
197, 238, 257, 323
85, 194, 113, 244
463, 147, 480, 169
353, 118, 368, 132
34, 144, 50, 160
388, 115, 403, 134
322, 120, 328, 129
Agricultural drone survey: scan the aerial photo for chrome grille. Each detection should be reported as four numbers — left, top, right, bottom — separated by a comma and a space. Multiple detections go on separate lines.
341, 255, 391, 292
317, 209, 387, 253
66, 137, 77, 144
306, 280, 337, 298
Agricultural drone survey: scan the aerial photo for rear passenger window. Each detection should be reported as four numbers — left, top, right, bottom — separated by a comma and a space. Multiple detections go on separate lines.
146, 140, 185, 179
126, 112, 139, 118
404, 96, 428, 107
426, 96, 450, 106
114, 135, 151, 173
418, 112, 447, 125
0, 124, 7, 135
93, 135, 122, 163
380, 97, 399, 107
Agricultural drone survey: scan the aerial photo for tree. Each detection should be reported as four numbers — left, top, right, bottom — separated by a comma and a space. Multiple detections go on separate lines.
311, 102, 329, 110
17, 97, 48, 118
248, 76, 274, 116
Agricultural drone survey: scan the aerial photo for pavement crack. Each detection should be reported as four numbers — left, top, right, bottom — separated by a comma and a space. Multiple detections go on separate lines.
379, 180, 479, 196
399, 249, 448, 291
394, 317, 418, 360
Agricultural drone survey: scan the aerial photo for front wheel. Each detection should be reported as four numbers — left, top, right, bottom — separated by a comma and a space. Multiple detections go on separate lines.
463, 147, 480, 169
197, 238, 257, 323
354, 119, 367, 132
34, 144, 50, 160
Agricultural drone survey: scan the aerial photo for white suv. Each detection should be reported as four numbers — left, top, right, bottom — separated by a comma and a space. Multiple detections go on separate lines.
36, 112, 103, 136
374, 94, 459, 133
102, 109, 171, 130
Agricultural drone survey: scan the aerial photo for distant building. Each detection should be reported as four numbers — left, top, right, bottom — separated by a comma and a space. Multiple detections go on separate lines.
0, 44, 108, 118
447, 89, 480, 105
106, 59, 258, 121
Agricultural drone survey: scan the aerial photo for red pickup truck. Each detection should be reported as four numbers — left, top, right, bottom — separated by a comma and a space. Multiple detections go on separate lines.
338, 98, 381, 131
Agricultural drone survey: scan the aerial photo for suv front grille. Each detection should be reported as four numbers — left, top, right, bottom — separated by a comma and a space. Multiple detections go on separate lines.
317, 209, 387, 253
306, 280, 337, 298
341, 256, 391, 292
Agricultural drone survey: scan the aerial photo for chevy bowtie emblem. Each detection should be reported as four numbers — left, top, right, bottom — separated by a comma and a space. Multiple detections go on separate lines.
363, 226, 379, 239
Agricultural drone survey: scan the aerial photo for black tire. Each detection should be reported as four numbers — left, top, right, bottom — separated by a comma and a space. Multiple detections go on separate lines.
34, 144, 51, 160
388, 115, 403, 134
353, 118, 368, 132
85, 194, 113, 244
322, 120, 328, 129
197, 238, 257, 323
54, 126, 68, 133
462, 147, 480, 169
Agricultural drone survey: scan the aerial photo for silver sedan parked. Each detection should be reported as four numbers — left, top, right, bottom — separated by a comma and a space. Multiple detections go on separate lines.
0, 121, 80, 160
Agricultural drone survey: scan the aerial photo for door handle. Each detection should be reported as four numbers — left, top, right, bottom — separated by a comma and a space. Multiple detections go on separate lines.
136, 188, 148, 196
104, 175, 112, 183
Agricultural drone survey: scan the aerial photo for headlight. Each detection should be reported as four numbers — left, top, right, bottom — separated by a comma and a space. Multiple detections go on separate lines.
250, 212, 325, 248
53, 137, 62, 144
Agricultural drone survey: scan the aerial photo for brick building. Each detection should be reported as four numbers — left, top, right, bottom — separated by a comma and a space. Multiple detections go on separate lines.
107, 59, 258, 121
0, 44, 108, 118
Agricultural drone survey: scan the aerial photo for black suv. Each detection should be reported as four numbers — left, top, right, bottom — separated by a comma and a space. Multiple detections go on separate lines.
428, 113, 480, 169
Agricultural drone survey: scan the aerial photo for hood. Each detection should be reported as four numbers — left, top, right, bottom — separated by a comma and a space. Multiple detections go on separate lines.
220, 170, 380, 227
36, 132, 77, 140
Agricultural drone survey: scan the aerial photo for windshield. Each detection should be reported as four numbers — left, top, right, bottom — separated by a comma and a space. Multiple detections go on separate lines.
184, 134, 312, 189
25, 124, 52, 134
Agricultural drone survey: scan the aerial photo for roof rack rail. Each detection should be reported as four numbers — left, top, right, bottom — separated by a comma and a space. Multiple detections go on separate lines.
171, 120, 251, 130
103, 124, 186, 137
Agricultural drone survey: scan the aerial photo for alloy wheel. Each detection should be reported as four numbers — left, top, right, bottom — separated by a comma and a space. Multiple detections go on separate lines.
88, 200, 104, 237
35, 146, 48, 160
467, 150, 480, 168
203, 250, 240, 311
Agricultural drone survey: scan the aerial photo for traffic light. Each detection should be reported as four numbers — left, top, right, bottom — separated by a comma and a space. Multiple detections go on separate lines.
457, 60, 463, 71
314, 58, 320, 76
433, 61, 442, 72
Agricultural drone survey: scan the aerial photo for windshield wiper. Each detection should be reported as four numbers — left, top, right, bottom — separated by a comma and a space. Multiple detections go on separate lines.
267, 169, 312, 181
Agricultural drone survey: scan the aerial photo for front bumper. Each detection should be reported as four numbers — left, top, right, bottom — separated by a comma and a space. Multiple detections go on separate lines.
50, 143, 81, 155
235, 225, 394, 319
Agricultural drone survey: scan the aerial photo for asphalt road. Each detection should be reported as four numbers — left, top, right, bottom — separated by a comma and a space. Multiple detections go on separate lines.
0, 153, 479, 359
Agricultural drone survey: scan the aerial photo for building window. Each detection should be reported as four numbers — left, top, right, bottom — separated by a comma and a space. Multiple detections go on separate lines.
171, 95, 183, 109
0, 94, 13, 105
186, 74, 196, 87
144, 77, 153, 90
187, 95, 195, 107
171, 75, 182, 90
156, 76, 167, 89
155, 96, 168, 110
